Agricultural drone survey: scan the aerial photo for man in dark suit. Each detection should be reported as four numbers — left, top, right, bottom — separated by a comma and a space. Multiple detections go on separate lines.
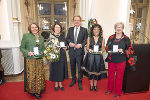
66, 15, 88, 90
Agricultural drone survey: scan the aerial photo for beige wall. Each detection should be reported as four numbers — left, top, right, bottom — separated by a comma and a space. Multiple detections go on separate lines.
69, 0, 80, 27
0, 0, 22, 48
79, 0, 131, 41
0, 0, 10, 40
95, 0, 131, 39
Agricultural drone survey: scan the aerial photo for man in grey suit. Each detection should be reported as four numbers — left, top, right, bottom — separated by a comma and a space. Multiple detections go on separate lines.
66, 15, 88, 90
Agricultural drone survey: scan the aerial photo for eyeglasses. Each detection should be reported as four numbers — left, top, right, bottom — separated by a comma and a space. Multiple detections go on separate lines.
74, 20, 81, 22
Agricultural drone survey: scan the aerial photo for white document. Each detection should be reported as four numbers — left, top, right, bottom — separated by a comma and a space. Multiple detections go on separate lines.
60, 42, 65, 47
33, 47, 39, 55
113, 45, 118, 52
94, 45, 99, 52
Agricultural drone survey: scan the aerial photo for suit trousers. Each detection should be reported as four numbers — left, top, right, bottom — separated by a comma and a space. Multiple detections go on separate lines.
107, 61, 126, 95
69, 52, 84, 83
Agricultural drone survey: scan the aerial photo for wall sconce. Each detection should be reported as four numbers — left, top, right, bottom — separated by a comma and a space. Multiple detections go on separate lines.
24, 0, 30, 14
24, 0, 30, 7
24, 0, 30, 24
130, 9, 135, 14
130, 6, 135, 14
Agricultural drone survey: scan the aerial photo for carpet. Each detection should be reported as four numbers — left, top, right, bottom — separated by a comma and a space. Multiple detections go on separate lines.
0, 78, 150, 100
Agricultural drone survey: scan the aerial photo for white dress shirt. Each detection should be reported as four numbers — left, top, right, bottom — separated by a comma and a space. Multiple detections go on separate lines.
74, 26, 80, 42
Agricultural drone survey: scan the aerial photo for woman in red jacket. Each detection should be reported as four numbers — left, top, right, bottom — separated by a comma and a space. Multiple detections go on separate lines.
105, 22, 134, 98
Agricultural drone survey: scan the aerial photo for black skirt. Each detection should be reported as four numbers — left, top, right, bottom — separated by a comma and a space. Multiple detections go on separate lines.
81, 53, 107, 80
49, 49, 68, 82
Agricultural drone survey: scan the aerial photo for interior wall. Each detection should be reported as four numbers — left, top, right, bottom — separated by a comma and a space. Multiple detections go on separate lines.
0, 0, 10, 40
0, 0, 22, 48
20, 0, 36, 33
69, 0, 80, 27
79, 0, 131, 41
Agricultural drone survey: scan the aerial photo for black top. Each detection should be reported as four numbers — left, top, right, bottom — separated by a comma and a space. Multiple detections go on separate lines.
106, 33, 134, 66
110, 38, 126, 63
56, 35, 66, 45
89, 36, 103, 51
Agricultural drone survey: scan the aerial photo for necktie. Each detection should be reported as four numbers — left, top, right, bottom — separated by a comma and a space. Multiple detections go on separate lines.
74, 27, 78, 44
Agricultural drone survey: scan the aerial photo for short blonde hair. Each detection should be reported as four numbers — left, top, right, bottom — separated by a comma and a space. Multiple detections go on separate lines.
114, 22, 124, 29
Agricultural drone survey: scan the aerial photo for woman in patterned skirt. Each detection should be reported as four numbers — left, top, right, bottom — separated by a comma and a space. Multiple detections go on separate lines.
20, 23, 45, 99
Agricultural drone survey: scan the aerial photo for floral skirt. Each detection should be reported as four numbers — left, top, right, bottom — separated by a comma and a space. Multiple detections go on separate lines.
25, 58, 45, 94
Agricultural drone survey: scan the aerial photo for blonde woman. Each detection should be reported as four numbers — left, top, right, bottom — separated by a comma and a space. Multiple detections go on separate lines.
105, 22, 134, 98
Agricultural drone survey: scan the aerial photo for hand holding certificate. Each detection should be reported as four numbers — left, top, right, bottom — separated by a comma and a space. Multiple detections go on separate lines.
113, 45, 118, 52
92, 45, 103, 54
33, 47, 39, 55
108, 45, 124, 54
93, 45, 99, 52
60, 42, 66, 48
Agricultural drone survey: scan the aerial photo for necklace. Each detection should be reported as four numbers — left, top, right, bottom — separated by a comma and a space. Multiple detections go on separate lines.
114, 35, 124, 42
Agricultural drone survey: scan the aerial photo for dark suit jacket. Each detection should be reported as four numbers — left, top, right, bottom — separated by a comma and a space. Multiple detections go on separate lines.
66, 26, 88, 56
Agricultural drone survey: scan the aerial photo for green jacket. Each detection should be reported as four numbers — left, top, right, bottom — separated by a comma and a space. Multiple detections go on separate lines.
20, 33, 45, 59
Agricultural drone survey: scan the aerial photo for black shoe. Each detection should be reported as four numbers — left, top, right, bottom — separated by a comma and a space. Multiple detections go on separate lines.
90, 86, 93, 91
34, 93, 41, 99
69, 81, 76, 87
78, 83, 83, 90
94, 86, 97, 91
0, 79, 5, 86
54, 87, 59, 91
114, 95, 119, 99
31, 93, 35, 96
60, 87, 64, 91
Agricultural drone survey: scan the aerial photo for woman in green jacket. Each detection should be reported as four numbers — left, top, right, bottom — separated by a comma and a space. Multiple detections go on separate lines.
20, 23, 45, 99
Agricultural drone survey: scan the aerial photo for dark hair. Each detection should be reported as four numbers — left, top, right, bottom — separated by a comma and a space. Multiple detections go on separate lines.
28, 23, 40, 33
90, 24, 103, 37
52, 23, 63, 33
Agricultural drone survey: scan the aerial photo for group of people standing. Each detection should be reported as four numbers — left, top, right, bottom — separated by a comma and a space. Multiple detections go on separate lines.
20, 15, 134, 99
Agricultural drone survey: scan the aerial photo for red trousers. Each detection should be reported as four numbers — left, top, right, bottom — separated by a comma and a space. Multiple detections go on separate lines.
107, 61, 126, 95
